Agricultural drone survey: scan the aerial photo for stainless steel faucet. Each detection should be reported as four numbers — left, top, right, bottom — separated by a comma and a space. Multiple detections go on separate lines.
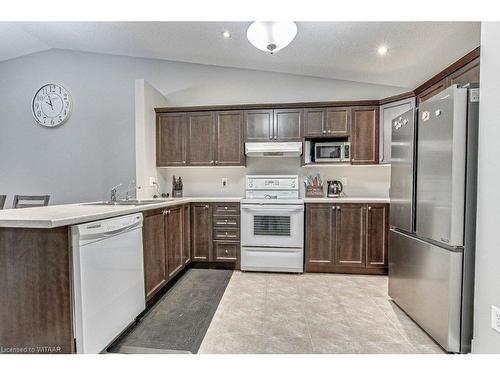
110, 184, 122, 202
125, 180, 137, 201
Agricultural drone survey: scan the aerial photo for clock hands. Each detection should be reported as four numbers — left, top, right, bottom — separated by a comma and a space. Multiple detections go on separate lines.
45, 95, 54, 110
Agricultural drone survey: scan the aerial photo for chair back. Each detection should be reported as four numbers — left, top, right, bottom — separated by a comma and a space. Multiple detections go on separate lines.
13, 195, 50, 209
0, 195, 5, 210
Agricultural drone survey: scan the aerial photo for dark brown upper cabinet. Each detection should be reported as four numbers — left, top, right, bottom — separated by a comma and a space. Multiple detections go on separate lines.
157, 111, 245, 167
303, 108, 326, 137
245, 109, 302, 142
191, 203, 212, 261
366, 204, 389, 268
166, 205, 184, 279
326, 107, 350, 136
215, 111, 244, 166
416, 78, 449, 105
351, 107, 379, 165
273, 108, 303, 141
143, 210, 167, 301
186, 112, 215, 166
244, 109, 274, 141
156, 113, 187, 166
449, 57, 480, 88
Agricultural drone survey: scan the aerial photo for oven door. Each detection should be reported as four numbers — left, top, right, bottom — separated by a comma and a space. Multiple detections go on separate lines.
241, 204, 304, 248
315, 144, 342, 162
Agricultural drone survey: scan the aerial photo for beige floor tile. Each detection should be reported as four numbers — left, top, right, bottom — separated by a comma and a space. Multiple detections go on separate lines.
199, 272, 447, 355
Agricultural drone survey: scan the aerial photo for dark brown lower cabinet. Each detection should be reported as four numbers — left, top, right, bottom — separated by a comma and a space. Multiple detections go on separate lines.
366, 204, 389, 268
191, 203, 213, 261
143, 209, 167, 301
305, 204, 334, 269
305, 203, 388, 274
166, 206, 184, 279
191, 202, 241, 267
142, 204, 191, 302
183, 204, 191, 265
335, 204, 366, 268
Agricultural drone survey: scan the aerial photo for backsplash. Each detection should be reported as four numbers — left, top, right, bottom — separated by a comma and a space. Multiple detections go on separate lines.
157, 158, 390, 198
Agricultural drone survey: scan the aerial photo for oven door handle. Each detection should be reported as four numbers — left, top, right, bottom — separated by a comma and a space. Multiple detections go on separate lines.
241, 206, 303, 212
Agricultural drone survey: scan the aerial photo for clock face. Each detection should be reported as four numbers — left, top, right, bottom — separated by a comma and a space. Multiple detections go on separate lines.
32, 83, 72, 127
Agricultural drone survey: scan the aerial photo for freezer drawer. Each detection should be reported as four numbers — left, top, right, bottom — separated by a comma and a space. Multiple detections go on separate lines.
416, 85, 467, 246
388, 230, 463, 352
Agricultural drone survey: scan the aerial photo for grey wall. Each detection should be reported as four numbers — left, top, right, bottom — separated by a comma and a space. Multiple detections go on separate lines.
472, 22, 500, 353
0, 48, 405, 206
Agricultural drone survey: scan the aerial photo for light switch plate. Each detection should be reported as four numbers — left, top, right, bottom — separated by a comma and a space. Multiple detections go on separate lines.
492, 305, 500, 333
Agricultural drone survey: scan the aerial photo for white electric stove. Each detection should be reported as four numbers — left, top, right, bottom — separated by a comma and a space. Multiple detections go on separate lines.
240, 175, 304, 273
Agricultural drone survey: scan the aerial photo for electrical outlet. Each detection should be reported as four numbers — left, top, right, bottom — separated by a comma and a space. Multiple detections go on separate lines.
221, 178, 228, 188
341, 177, 348, 186
492, 305, 500, 333
149, 177, 157, 186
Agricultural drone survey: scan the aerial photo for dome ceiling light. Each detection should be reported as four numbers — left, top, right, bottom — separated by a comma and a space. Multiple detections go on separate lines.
246, 21, 298, 54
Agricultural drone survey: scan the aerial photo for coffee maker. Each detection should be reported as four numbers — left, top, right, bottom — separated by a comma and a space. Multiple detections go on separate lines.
327, 180, 343, 197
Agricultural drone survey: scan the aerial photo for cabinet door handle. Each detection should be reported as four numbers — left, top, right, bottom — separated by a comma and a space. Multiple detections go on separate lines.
368, 206, 372, 210
205, 205, 209, 208
225, 249, 229, 254
332, 206, 335, 210
337, 206, 340, 210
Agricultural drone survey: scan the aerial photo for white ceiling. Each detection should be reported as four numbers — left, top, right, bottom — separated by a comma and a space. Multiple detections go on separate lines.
1, 22, 480, 89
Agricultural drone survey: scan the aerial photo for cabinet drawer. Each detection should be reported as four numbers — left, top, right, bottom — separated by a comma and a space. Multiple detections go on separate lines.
214, 241, 239, 261
214, 228, 240, 240
213, 215, 240, 228
213, 203, 240, 216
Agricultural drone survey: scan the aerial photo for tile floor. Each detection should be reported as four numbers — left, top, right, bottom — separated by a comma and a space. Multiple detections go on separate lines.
198, 272, 446, 354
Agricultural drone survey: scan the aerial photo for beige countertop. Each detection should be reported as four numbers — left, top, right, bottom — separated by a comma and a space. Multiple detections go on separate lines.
302, 197, 390, 204
0, 197, 242, 229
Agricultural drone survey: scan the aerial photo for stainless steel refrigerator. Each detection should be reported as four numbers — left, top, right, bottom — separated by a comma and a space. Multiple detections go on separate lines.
389, 84, 479, 353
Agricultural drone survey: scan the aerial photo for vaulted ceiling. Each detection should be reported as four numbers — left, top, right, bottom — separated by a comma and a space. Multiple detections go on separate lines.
0, 22, 480, 89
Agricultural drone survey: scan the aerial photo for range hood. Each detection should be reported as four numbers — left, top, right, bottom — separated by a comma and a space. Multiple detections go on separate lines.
245, 142, 303, 157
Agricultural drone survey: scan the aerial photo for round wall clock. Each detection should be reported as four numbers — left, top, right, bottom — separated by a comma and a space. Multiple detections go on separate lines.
32, 83, 72, 127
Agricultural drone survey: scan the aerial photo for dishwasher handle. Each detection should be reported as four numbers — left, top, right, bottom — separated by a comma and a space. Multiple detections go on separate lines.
75, 213, 143, 243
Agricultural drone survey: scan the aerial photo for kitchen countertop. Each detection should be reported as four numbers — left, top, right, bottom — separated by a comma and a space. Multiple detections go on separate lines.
0, 196, 389, 229
302, 197, 390, 204
0, 197, 242, 229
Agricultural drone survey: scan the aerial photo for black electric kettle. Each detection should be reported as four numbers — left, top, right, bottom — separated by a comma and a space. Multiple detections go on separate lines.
327, 180, 343, 197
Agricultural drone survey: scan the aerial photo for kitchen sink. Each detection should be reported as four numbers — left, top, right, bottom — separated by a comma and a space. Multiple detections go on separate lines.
82, 199, 174, 206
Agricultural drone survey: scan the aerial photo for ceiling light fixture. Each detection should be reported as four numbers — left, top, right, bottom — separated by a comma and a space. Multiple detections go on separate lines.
377, 45, 388, 55
222, 31, 231, 38
247, 21, 297, 54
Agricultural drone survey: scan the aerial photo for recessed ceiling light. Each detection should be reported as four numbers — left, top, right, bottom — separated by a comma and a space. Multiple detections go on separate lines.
222, 31, 231, 38
378, 45, 388, 55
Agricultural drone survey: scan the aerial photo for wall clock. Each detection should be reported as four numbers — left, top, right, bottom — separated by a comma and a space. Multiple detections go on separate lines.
32, 83, 72, 127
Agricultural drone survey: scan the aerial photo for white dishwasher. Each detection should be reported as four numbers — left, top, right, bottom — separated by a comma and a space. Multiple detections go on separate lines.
71, 213, 145, 353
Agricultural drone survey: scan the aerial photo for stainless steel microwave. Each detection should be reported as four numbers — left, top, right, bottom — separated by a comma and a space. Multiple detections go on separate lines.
314, 142, 351, 162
